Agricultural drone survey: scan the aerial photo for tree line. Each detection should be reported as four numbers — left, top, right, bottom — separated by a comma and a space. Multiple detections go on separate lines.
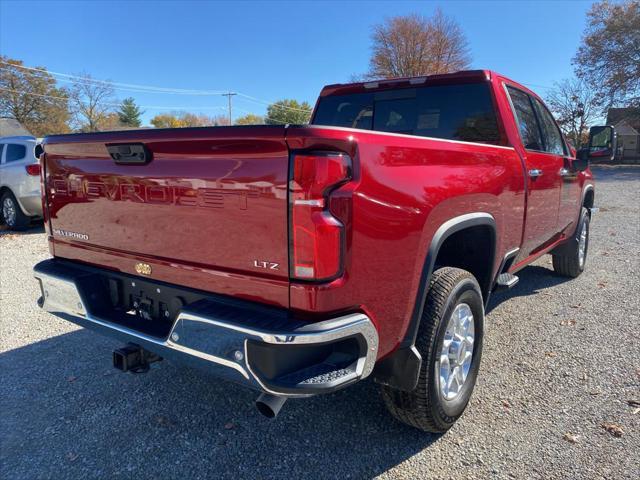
0, 58, 313, 136
1, 0, 637, 143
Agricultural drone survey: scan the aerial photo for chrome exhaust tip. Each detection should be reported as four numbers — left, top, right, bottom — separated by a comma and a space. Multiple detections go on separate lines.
255, 393, 287, 418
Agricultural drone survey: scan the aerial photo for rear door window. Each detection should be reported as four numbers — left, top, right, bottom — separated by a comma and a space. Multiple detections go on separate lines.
6, 144, 27, 163
313, 82, 502, 145
506, 87, 543, 151
0, 144, 5, 164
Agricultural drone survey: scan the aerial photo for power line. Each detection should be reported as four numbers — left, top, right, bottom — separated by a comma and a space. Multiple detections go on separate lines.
0, 61, 227, 95
522, 82, 554, 91
29, 74, 224, 96
236, 93, 312, 113
1, 61, 311, 113
0, 86, 227, 111
3, 60, 559, 115
234, 106, 290, 125
0, 86, 70, 101
3, 86, 290, 125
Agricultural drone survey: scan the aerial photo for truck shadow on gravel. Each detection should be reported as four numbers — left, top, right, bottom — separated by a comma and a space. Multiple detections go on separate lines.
487, 265, 567, 313
2, 266, 583, 479
1, 328, 438, 479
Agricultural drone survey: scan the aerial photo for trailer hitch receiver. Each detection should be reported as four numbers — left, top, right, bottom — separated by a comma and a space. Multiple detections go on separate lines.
113, 343, 162, 373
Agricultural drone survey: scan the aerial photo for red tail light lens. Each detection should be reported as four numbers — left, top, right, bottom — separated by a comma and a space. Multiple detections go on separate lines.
25, 164, 41, 176
290, 153, 351, 281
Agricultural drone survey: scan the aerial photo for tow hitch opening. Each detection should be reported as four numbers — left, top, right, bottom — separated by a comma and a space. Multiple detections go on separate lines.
113, 343, 162, 373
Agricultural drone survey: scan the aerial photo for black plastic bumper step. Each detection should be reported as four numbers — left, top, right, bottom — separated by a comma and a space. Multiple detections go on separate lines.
276, 362, 356, 387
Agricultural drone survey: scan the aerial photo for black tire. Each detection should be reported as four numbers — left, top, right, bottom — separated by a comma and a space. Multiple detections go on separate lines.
552, 207, 590, 278
381, 267, 484, 432
1, 191, 30, 230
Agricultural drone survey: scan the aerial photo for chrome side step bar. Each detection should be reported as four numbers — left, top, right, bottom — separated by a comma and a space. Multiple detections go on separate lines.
495, 272, 519, 290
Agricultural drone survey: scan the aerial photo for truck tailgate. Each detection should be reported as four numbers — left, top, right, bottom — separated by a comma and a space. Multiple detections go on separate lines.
43, 126, 290, 306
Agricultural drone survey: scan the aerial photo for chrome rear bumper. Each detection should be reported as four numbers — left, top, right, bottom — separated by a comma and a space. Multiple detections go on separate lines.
34, 259, 378, 397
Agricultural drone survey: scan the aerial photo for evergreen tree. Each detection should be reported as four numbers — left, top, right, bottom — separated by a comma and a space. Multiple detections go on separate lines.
117, 97, 143, 127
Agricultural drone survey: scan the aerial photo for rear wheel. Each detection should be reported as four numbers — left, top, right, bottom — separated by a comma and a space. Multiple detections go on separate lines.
1, 191, 30, 230
552, 207, 590, 278
381, 267, 484, 432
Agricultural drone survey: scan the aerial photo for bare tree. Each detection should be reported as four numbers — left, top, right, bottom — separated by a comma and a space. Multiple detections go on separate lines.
546, 78, 598, 148
573, 0, 640, 109
428, 10, 472, 75
69, 74, 117, 132
366, 9, 471, 79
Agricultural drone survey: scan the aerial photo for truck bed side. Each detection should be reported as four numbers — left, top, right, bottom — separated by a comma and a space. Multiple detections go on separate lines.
286, 125, 525, 357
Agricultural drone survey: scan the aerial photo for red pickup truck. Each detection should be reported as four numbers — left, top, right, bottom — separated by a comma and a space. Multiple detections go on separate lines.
34, 70, 596, 432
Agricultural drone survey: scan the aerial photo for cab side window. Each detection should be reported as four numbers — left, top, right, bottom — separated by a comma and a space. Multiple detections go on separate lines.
532, 99, 566, 155
507, 86, 543, 151
0, 144, 5, 163
6, 144, 27, 163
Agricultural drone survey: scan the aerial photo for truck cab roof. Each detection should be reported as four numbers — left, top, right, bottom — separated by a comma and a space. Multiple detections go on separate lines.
318, 69, 538, 100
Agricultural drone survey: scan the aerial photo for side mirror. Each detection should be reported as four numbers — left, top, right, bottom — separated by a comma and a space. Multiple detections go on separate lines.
587, 125, 616, 161
34, 144, 44, 159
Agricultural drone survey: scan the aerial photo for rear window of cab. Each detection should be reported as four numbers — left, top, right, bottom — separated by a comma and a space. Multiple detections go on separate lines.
312, 82, 502, 145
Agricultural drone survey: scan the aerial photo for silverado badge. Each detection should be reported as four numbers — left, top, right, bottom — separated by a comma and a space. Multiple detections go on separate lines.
135, 262, 152, 276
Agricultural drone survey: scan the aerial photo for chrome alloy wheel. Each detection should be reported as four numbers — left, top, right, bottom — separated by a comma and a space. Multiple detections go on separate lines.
2, 197, 16, 226
439, 303, 475, 400
578, 221, 588, 268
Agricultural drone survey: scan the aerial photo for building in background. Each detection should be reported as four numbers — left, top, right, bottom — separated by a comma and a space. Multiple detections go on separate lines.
0, 118, 32, 137
606, 108, 640, 163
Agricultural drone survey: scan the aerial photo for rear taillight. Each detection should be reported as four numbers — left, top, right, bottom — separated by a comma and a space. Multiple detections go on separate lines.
25, 164, 40, 176
290, 152, 351, 281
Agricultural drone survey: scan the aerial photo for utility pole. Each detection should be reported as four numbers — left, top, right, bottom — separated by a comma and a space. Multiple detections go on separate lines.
222, 92, 237, 125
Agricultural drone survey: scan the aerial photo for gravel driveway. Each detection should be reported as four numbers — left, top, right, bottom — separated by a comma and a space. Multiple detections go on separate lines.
1, 166, 638, 480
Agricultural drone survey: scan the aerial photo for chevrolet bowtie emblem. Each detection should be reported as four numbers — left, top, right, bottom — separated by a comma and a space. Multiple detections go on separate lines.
135, 262, 152, 276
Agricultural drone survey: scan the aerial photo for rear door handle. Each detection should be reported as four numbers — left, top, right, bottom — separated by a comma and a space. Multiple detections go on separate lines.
528, 169, 543, 178
559, 167, 570, 176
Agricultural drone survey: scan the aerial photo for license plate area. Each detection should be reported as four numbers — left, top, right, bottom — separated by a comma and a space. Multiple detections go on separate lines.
126, 286, 178, 324
76, 273, 206, 340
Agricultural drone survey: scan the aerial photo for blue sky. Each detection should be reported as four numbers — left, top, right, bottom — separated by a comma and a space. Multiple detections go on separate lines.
0, 0, 592, 125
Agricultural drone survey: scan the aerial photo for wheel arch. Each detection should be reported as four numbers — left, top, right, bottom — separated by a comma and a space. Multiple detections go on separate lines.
582, 185, 595, 210
373, 212, 497, 391
0, 186, 31, 216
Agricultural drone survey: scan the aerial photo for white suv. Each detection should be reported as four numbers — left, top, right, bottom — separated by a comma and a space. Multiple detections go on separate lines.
0, 136, 43, 229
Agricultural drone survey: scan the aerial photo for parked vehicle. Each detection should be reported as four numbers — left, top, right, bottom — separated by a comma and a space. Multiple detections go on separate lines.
0, 136, 43, 229
33, 70, 596, 432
